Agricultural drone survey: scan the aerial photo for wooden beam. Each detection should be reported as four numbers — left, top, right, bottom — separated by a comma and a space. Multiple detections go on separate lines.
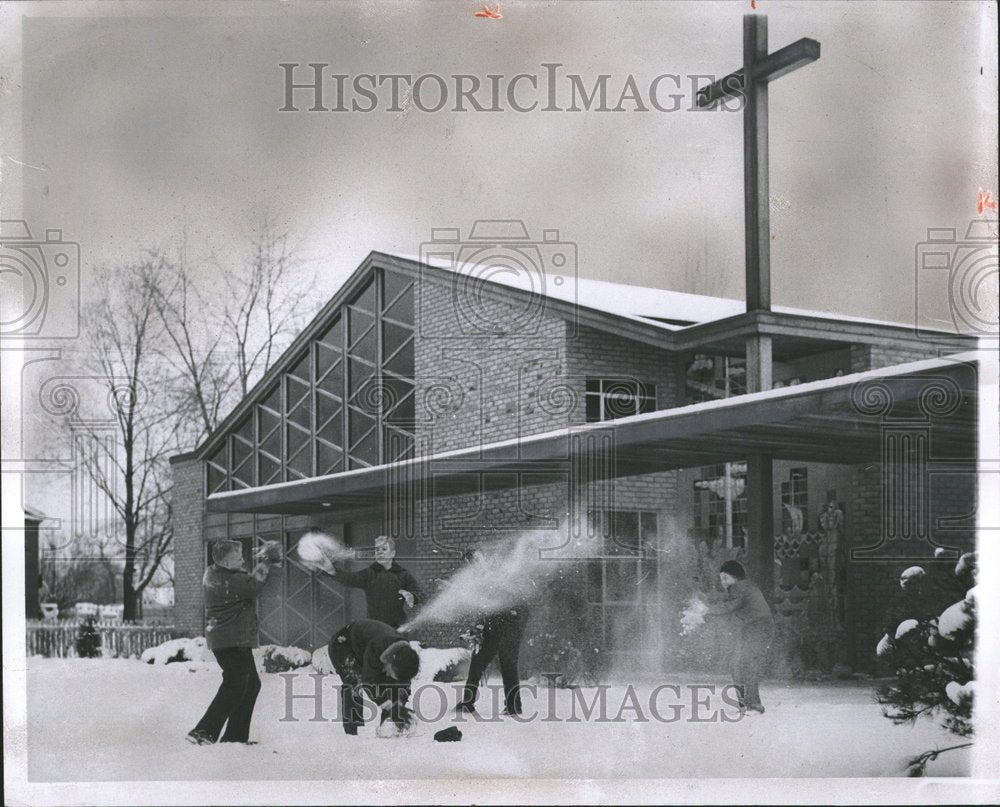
696, 37, 821, 106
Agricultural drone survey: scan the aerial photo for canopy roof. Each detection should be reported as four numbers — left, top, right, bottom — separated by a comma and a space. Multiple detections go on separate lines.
206, 352, 979, 516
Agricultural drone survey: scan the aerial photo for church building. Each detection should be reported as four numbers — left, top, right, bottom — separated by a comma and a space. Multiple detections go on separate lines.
169, 241, 979, 673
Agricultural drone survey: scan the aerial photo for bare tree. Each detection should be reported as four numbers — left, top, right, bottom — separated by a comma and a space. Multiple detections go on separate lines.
77, 257, 181, 620
224, 219, 312, 397
152, 245, 234, 443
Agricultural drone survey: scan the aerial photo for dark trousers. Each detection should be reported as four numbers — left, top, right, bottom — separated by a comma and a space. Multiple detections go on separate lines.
327, 627, 366, 732
193, 646, 261, 743
461, 612, 528, 713
731, 620, 774, 709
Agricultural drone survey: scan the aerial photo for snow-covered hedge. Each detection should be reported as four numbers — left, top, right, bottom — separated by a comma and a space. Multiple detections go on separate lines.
141, 637, 214, 665
255, 645, 312, 673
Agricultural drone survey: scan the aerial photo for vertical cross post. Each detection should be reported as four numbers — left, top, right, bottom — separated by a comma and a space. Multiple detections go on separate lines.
743, 14, 770, 315
697, 15, 820, 597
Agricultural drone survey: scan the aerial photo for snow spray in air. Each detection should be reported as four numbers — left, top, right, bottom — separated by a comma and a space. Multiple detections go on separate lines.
402, 517, 593, 632
293, 530, 354, 574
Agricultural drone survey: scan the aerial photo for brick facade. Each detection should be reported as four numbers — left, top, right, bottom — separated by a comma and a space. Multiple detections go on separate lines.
170, 457, 206, 636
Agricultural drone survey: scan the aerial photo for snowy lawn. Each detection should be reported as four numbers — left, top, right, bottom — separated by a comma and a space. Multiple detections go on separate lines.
26, 657, 968, 781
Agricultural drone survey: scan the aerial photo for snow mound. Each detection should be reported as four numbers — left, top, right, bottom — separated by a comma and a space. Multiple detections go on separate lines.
938, 600, 973, 640
255, 645, 312, 673
876, 633, 893, 656
894, 619, 919, 640
141, 637, 213, 665
293, 531, 353, 574
899, 566, 925, 589
945, 680, 975, 705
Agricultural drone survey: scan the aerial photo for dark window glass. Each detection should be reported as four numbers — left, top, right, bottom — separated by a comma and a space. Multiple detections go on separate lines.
349, 307, 375, 348
383, 340, 414, 379
317, 441, 344, 475
382, 271, 413, 310
352, 280, 377, 314
382, 320, 412, 361
317, 409, 343, 448
382, 286, 413, 325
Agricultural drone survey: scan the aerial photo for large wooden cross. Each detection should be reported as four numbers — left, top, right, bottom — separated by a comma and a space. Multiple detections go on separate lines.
697, 16, 819, 597
698, 15, 820, 324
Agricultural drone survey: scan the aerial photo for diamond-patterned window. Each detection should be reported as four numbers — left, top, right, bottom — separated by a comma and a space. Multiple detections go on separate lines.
205, 268, 416, 495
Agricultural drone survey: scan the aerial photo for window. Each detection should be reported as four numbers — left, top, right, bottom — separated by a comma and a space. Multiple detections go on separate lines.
780, 467, 809, 535
693, 462, 747, 548
585, 379, 656, 422
686, 354, 746, 403
204, 267, 416, 495
586, 510, 659, 663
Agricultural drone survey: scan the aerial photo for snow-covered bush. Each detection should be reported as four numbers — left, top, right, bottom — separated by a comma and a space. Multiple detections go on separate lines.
141, 637, 213, 665
255, 645, 312, 673
876, 554, 976, 775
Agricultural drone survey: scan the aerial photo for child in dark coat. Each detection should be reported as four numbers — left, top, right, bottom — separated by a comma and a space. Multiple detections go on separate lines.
187, 538, 280, 745
330, 535, 423, 629
705, 560, 774, 714
455, 549, 530, 716
327, 618, 421, 735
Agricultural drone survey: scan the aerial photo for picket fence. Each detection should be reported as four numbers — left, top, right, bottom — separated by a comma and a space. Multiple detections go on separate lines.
26, 620, 178, 659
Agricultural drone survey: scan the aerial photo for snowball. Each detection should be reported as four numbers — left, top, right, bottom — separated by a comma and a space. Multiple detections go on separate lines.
899, 566, 925, 589
294, 531, 353, 573
876, 633, 893, 656
680, 595, 708, 636
938, 600, 973, 640
965, 586, 977, 605
894, 619, 919, 639
934, 547, 946, 558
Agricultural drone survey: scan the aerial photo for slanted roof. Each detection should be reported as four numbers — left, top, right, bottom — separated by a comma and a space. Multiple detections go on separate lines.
182, 250, 976, 463
206, 352, 979, 516
411, 252, 925, 332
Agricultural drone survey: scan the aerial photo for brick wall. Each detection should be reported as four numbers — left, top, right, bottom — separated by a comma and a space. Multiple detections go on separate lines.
171, 457, 206, 637
850, 343, 943, 373
414, 276, 571, 452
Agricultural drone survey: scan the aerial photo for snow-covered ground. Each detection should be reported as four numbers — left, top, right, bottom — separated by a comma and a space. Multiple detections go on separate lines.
25, 657, 968, 782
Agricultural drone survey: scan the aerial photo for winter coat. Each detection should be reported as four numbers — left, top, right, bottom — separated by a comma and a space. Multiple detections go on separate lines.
706, 579, 773, 627
333, 562, 423, 628
345, 618, 413, 705
203, 564, 263, 650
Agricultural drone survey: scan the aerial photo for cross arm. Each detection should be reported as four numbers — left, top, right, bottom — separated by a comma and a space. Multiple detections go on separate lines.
696, 37, 821, 107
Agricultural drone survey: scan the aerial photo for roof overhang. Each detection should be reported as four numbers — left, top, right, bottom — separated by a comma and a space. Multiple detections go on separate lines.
206, 352, 980, 517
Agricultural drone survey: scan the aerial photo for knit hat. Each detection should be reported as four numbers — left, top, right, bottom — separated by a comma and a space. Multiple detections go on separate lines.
719, 560, 747, 580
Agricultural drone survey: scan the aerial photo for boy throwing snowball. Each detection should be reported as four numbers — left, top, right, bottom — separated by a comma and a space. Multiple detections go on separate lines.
705, 560, 774, 715
187, 538, 281, 745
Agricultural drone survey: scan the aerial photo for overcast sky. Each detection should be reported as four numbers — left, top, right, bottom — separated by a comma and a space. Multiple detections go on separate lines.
3, 0, 998, 327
